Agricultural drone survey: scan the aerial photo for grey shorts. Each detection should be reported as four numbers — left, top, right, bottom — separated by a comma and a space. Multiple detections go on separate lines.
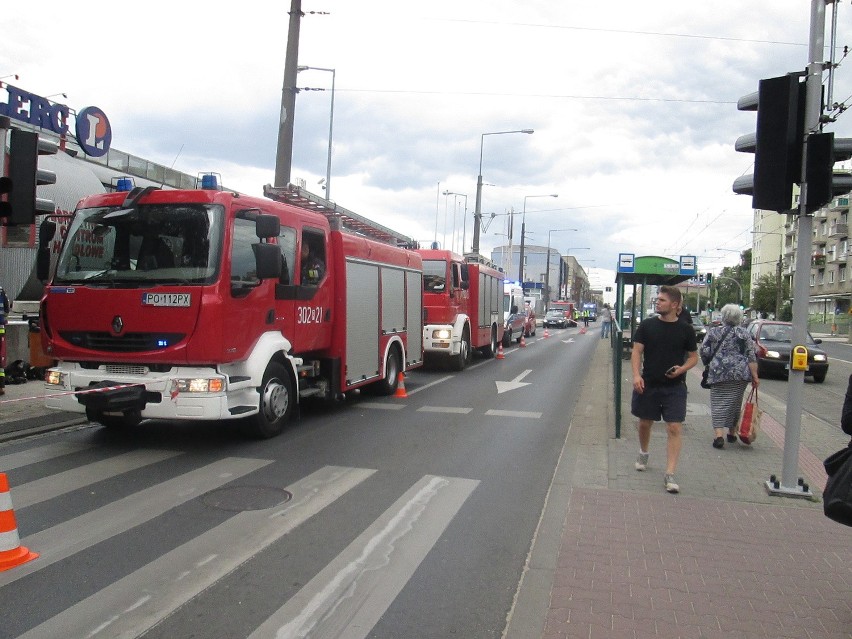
631, 383, 687, 423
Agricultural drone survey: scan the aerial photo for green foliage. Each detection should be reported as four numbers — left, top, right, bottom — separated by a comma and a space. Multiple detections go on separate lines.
751, 273, 790, 315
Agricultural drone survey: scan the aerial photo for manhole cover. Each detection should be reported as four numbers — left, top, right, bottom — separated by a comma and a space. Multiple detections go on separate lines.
202, 485, 292, 511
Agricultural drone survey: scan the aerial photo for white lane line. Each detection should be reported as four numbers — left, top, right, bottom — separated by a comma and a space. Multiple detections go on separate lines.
249, 474, 479, 639
405, 375, 453, 395
0, 442, 92, 471
13, 449, 183, 508
17, 466, 376, 639
0, 457, 272, 587
485, 409, 543, 419
417, 406, 473, 414
356, 402, 406, 411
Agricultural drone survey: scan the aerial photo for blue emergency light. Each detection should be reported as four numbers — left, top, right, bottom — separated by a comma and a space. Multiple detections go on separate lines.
200, 173, 220, 190
115, 177, 134, 192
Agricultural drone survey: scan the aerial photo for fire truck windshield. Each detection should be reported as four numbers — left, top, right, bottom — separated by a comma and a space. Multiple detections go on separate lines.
53, 203, 224, 286
422, 259, 447, 292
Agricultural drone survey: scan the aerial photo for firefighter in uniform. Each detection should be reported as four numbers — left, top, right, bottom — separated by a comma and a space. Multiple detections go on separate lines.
300, 243, 325, 286
0, 286, 8, 395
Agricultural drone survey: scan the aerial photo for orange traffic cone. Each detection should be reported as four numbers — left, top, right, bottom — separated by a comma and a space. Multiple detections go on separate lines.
394, 372, 408, 398
543, 328, 550, 339
520, 334, 527, 347
496, 342, 505, 359
579, 326, 587, 335
0, 473, 38, 572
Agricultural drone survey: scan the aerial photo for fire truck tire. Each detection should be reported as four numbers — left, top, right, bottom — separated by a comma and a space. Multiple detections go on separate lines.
247, 362, 293, 439
479, 327, 498, 358
450, 328, 471, 371
369, 345, 401, 395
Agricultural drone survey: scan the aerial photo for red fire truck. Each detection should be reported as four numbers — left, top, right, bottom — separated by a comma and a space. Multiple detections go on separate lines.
419, 249, 504, 369
37, 182, 423, 438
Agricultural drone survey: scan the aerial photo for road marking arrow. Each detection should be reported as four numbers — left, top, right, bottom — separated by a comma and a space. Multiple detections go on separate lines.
562, 338, 575, 343
496, 369, 532, 394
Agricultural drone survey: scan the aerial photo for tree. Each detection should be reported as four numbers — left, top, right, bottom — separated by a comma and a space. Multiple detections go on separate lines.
751, 273, 790, 316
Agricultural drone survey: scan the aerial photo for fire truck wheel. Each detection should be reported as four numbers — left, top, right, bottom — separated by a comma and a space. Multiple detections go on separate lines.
478, 327, 497, 358
248, 362, 293, 439
369, 345, 402, 395
449, 329, 470, 371
502, 329, 512, 348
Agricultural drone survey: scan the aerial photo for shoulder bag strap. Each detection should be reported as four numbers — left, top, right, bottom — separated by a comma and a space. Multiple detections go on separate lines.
707, 326, 733, 363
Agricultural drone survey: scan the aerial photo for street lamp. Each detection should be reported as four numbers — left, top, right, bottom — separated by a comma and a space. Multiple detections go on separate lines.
471, 129, 534, 255
298, 65, 336, 199
544, 229, 577, 306
518, 193, 558, 285
443, 191, 468, 254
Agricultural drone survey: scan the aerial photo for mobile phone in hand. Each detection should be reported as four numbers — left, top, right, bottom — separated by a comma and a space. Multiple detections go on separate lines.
666, 366, 678, 375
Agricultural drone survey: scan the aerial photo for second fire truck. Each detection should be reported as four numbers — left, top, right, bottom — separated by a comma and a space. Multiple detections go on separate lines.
419, 249, 504, 370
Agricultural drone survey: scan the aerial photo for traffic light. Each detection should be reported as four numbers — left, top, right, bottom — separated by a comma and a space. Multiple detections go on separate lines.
1, 127, 58, 225
706, 273, 713, 286
733, 75, 804, 212
801, 132, 852, 212
698, 273, 705, 284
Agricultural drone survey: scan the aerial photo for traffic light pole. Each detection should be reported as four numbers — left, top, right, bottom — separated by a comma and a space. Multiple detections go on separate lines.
769, 0, 827, 499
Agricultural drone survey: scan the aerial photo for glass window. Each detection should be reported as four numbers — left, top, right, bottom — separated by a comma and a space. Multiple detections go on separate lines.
422, 260, 447, 292
299, 229, 326, 286
230, 216, 261, 294
277, 226, 297, 285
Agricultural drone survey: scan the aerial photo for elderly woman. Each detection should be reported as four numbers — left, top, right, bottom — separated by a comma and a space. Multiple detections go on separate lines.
699, 304, 759, 448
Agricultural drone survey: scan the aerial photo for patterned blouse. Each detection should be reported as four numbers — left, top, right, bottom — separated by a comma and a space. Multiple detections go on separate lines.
699, 324, 757, 384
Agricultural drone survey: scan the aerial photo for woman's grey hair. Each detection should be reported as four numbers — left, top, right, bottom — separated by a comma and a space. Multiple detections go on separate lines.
720, 303, 743, 326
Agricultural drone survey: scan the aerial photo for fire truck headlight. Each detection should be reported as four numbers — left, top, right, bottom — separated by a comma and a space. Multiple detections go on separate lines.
173, 377, 225, 393
432, 329, 451, 340
45, 370, 65, 386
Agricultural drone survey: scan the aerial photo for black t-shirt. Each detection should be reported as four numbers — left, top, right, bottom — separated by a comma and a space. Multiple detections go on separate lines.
634, 316, 697, 386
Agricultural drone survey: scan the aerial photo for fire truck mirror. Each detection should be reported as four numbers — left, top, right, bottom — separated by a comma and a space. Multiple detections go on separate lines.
460, 280, 470, 290
36, 220, 57, 281
253, 242, 282, 279
39, 219, 57, 247
255, 214, 280, 239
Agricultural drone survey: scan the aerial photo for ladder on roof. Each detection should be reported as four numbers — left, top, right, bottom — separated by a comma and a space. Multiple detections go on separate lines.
263, 184, 414, 247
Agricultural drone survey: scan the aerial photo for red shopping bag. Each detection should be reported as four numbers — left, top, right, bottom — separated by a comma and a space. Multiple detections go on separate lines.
738, 387, 760, 445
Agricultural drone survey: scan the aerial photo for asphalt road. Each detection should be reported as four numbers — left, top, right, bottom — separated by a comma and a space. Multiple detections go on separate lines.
0, 325, 597, 639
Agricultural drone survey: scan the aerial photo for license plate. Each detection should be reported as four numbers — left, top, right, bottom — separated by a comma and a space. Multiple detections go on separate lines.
141, 293, 191, 307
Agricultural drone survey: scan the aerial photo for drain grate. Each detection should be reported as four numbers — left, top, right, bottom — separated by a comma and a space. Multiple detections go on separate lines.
201, 485, 292, 511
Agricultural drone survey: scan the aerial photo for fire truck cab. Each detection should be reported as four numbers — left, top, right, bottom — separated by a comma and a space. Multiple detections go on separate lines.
38, 182, 423, 438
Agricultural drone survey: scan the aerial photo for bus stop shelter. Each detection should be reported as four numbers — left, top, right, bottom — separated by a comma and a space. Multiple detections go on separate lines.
611, 254, 696, 438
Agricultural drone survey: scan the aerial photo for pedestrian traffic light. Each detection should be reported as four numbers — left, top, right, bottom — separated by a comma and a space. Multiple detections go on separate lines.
1, 127, 58, 226
698, 273, 705, 284
733, 74, 804, 212
706, 273, 713, 286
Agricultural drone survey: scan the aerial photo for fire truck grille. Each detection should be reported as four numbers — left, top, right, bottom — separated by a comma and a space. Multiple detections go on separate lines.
59, 332, 185, 353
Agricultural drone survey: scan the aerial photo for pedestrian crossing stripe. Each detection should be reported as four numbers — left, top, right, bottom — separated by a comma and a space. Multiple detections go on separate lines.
1, 442, 480, 639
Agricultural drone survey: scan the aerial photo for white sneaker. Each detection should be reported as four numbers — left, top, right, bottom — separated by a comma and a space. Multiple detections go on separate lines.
635, 452, 649, 471
665, 474, 679, 493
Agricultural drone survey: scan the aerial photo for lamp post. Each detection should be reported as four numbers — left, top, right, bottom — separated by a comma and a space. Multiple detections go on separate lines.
518, 193, 558, 286
544, 229, 577, 306
297, 65, 336, 199
443, 191, 467, 253
471, 129, 534, 255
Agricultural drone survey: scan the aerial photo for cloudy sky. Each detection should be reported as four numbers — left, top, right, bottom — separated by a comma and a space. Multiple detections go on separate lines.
4, 1, 852, 295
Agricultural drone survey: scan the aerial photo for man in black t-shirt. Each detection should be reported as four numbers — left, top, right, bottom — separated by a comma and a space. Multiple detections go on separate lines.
630, 285, 698, 494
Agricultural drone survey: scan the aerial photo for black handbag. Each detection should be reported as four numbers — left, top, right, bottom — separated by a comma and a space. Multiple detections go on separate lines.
700, 326, 732, 389
823, 444, 852, 527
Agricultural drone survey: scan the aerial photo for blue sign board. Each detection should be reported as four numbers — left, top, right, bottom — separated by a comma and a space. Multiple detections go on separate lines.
617, 253, 635, 273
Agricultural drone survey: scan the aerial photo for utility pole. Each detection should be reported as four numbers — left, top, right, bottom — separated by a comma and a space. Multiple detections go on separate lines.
771, 0, 828, 499
274, 0, 302, 187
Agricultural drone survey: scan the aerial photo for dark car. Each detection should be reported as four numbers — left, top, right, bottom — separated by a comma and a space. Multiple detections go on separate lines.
747, 320, 828, 383
692, 316, 707, 344
544, 309, 568, 329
